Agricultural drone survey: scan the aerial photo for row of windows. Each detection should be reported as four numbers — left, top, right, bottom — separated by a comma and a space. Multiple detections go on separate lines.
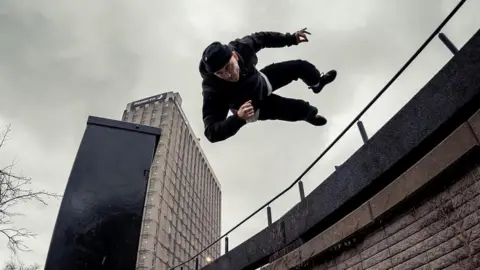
137, 221, 220, 267
158, 119, 221, 223
137, 248, 218, 270
166, 141, 221, 214
144, 106, 221, 223
161, 165, 220, 225
126, 98, 173, 128
140, 223, 220, 261
145, 183, 220, 241
128, 98, 222, 267
167, 111, 220, 191
144, 194, 219, 246
148, 163, 220, 229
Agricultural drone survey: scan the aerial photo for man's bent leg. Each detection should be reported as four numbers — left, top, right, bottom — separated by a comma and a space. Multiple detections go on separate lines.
258, 94, 326, 126
260, 60, 320, 90
260, 60, 336, 94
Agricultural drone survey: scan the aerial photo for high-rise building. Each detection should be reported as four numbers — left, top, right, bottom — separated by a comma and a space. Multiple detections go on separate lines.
122, 92, 222, 270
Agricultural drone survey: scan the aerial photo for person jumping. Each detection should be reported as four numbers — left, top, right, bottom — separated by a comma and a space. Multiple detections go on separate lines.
199, 28, 337, 143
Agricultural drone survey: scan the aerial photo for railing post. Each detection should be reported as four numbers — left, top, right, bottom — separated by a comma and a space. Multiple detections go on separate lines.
438, 32, 459, 54
225, 237, 229, 254
267, 206, 272, 226
195, 257, 199, 270
298, 181, 305, 201
356, 120, 369, 143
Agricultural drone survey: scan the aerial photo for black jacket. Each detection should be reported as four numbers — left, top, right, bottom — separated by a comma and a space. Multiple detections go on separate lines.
199, 31, 299, 143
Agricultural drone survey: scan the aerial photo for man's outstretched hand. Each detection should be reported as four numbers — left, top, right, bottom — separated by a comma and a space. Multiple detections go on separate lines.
237, 100, 255, 121
295, 28, 311, 44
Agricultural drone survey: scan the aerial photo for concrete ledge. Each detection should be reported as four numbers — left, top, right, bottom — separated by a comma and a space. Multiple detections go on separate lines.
263, 116, 480, 269
468, 109, 480, 143
369, 121, 478, 219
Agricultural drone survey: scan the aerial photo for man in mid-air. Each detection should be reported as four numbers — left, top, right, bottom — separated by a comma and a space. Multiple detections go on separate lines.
199, 28, 337, 143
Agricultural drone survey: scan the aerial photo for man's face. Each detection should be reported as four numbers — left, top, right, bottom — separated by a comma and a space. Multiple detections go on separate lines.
214, 53, 240, 82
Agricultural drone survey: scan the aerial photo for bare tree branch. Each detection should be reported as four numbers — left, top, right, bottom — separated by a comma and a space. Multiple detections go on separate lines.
0, 124, 62, 254
0, 124, 11, 150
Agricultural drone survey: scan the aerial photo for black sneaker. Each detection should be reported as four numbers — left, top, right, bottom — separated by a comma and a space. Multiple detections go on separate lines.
305, 107, 327, 126
309, 70, 337, 94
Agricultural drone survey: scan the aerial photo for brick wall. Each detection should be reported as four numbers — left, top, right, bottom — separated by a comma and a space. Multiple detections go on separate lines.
308, 161, 480, 270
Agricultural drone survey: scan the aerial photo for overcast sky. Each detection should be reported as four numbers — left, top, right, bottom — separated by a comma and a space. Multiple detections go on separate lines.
1, 0, 479, 266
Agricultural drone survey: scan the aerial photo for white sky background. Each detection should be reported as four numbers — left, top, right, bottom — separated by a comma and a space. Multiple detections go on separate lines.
0, 0, 479, 266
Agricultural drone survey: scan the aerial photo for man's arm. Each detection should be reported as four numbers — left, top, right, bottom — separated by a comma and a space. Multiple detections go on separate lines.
202, 90, 247, 143
231, 31, 299, 53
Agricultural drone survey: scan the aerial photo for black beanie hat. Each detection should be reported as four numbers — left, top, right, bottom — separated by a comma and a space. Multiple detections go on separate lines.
202, 41, 233, 73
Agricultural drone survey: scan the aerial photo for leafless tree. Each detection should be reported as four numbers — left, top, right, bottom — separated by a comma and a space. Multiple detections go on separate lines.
2, 258, 41, 270
0, 124, 61, 254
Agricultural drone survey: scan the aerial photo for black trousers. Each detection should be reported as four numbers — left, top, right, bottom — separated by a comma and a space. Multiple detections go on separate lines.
257, 60, 321, 122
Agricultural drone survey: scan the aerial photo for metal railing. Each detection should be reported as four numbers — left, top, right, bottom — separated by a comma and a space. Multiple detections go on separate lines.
171, 0, 468, 269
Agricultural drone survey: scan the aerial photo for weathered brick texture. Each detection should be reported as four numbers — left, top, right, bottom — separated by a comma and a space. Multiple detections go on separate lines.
309, 163, 480, 270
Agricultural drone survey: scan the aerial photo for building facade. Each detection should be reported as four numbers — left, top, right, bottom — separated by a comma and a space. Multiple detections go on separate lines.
122, 92, 221, 270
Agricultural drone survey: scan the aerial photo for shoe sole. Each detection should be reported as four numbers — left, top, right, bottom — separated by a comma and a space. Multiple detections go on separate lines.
306, 107, 327, 126
313, 70, 337, 94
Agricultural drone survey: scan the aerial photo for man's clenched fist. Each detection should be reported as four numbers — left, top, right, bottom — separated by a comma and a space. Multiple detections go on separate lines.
237, 100, 255, 120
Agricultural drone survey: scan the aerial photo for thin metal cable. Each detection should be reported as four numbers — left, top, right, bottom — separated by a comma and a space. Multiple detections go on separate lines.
171, 0, 467, 268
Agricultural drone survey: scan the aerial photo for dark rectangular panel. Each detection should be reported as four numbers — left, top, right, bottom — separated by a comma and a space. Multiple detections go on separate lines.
44, 116, 161, 270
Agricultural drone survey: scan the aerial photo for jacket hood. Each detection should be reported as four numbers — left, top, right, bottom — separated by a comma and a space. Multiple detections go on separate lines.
199, 58, 220, 94
199, 58, 211, 80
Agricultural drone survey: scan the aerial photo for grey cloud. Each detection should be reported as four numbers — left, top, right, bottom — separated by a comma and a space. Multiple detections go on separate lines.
1, 0, 479, 266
